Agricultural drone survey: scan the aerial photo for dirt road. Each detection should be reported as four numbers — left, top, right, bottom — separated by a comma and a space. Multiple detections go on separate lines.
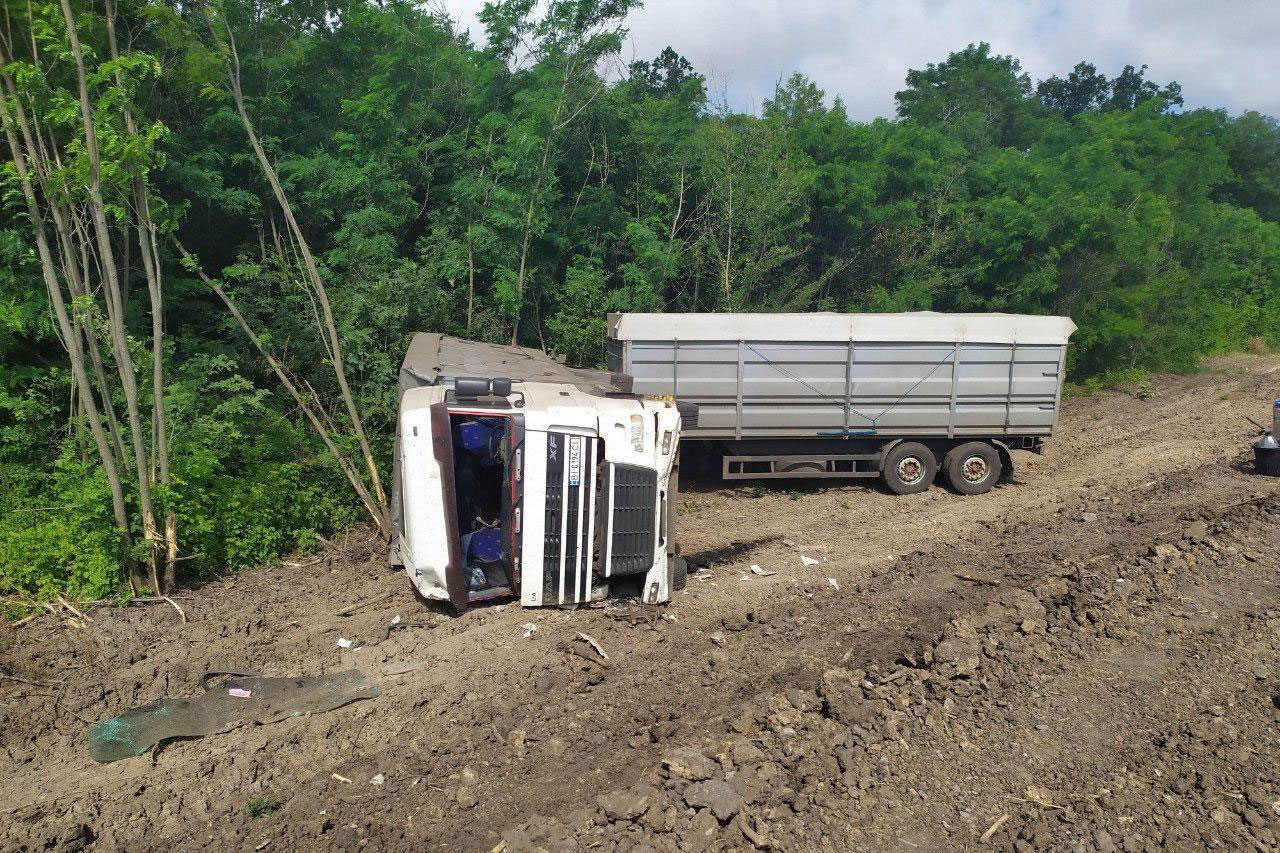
3, 356, 1279, 853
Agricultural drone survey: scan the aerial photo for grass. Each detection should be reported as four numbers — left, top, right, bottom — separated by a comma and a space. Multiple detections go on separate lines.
246, 796, 279, 819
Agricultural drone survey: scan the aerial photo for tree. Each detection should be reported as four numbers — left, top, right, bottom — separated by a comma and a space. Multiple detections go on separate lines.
1036, 62, 1111, 119
895, 43, 1039, 149
1103, 64, 1182, 113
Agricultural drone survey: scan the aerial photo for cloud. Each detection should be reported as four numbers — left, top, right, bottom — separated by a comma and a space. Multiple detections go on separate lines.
439, 0, 1280, 119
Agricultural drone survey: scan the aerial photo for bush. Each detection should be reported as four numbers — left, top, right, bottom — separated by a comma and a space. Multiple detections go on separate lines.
0, 356, 362, 600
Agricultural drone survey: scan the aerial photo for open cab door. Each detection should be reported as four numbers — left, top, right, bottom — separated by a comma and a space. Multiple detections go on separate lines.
399, 393, 468, 611
399, 382, 525, 611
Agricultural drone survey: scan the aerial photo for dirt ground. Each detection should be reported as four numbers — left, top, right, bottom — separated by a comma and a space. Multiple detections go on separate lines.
4, 355, 1280, 853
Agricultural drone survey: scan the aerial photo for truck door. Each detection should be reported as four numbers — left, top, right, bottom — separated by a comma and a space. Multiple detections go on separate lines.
429, 403, 469, 610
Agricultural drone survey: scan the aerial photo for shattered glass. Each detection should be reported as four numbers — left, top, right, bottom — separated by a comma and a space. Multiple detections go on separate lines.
89, 670, 380, 763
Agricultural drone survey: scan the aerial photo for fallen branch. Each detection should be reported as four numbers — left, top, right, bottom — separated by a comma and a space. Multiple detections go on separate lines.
336, 591, 395, 618
0, 671, 62, 688
955, 573, 1000, 587
161, 596, 187, 624
56, 595, 91, 621
735, 813, 775, 850
979, 813, 1010, 842
84, 596, 190, 609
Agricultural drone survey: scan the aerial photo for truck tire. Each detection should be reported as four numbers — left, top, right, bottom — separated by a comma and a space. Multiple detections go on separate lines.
943, 441, 1002, 495
881, 442, 936, 495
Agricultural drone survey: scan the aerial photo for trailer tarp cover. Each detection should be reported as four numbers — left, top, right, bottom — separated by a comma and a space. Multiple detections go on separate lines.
606, 311, 1076, 441
609, 312, 1076, 346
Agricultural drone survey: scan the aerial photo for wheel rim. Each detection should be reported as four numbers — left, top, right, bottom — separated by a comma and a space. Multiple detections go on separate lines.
897, 456, 925, 485
961, 455, 989, 483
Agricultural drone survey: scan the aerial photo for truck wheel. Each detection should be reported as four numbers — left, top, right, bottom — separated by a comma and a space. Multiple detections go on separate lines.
671, 555, 688, 591
881, 442, 936, 495
943, 441, 1002, 495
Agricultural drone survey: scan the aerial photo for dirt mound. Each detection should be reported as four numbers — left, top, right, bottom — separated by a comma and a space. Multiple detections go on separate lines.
1, 355, 1278, 852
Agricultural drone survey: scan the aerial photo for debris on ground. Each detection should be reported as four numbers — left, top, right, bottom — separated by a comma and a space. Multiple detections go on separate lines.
88, 671, 380, 763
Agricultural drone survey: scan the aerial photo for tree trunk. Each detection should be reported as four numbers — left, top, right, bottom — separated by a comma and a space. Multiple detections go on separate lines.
105, 0, 179, 590
202, 4, 389, 532
0, 81, 139, 591
59, 0, 161, 592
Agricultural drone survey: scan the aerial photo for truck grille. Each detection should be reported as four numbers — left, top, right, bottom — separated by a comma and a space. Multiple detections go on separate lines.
543, 433, 597, 604
606, 464, 657, 576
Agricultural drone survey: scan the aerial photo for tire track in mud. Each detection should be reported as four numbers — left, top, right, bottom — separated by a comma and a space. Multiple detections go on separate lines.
489, 485, 1280, 853
251, 452, 1269, 852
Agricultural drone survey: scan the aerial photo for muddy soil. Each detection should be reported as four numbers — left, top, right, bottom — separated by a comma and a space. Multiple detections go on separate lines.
3, 355, 1279, 853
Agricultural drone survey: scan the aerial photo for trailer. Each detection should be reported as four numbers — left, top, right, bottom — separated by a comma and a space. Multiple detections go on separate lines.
607, 312, 1076, 494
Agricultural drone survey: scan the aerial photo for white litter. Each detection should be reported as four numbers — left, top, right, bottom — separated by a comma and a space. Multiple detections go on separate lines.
336, 637, 360, 649
228, 687, 252, 699
390, 614, 402, 626
575, 631, 610, 661
801, 556, 820, 567
827, 577, 841, 590
522, 622, 538, 638
370, 773, 385, 785
750, 564, 777, 577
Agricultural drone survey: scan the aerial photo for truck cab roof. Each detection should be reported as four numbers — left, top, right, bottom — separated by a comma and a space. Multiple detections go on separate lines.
399, 332, 621, 398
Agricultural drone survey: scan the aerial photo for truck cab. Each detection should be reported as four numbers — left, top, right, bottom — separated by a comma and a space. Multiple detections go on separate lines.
391, 335, 682, 611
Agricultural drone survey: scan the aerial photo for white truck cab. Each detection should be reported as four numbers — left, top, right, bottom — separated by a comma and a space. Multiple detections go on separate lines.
390, 334, 684, 611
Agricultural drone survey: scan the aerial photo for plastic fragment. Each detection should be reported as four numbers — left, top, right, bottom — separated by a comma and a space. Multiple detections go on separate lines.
827, 577, 841, 590
228, 688, 252, 699
750, 564, 777, 577
521, 623, 537, 638
370, 773, 385, 785
800, 555, 820, 566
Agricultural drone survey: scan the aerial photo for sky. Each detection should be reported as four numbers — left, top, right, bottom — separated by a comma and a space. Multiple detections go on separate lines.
437, 0, 1280, 120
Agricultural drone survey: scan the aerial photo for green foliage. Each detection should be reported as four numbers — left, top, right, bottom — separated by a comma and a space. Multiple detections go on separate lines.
2, 2, 1279, 601
246, 796, 279, 819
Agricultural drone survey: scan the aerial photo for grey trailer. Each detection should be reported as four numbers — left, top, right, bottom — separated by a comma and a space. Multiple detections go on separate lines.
607, 312, 1076, 494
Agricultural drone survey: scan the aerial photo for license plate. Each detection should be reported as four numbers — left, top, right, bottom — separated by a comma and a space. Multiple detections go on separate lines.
568, 437, 582, 486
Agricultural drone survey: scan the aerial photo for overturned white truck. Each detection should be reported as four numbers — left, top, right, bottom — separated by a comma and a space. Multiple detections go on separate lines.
390, 334, 684, 611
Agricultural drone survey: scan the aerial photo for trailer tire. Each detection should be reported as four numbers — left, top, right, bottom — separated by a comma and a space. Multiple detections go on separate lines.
943, 441, 1002, 495
881, 442, 937, 495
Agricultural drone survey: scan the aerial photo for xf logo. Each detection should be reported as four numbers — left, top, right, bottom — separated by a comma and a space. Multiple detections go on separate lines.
548, 439, 558, 463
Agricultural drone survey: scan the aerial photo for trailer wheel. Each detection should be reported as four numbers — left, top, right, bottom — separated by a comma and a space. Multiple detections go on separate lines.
943, 441, 1002, 495
881, 442, 937, 495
